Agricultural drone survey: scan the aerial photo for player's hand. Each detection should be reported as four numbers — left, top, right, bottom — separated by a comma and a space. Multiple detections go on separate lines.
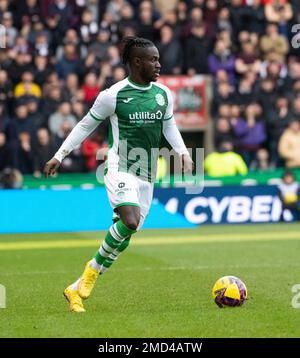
181, 153, 194, 174
43, 157, 61, 178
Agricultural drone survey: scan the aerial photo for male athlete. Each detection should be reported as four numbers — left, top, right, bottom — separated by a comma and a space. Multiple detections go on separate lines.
44, 37, 193, 312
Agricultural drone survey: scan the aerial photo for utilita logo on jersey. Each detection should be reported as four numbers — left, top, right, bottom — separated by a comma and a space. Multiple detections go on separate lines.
129, 110, 163, 123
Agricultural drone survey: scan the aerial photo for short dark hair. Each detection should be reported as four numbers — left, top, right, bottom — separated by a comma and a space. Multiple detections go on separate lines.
283, 170, 295, 180
121, 37, 154, 65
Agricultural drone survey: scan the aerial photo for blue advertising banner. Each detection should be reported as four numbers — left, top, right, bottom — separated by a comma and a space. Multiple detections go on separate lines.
153, 185, 282, 225
0, 187, 194, 234
0, 185, 284, 233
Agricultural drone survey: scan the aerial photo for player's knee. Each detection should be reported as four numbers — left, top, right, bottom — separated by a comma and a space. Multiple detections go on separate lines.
118, 206, 140, 231
124, 217, 140, 231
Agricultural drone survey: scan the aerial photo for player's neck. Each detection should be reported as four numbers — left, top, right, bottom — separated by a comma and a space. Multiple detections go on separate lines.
128, 74, 150, 87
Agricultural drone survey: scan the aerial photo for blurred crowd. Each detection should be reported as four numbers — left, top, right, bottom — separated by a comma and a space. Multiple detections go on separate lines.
0, 0, 300, 177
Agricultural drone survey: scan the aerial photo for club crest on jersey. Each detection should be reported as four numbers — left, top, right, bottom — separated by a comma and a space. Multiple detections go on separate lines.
155, 93, 165, 106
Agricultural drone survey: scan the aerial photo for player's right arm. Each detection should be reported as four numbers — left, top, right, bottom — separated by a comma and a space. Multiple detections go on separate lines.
43, 89, 115, 178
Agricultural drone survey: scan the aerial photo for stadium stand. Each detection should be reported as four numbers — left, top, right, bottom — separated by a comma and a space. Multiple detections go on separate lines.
0, 0, 300, 176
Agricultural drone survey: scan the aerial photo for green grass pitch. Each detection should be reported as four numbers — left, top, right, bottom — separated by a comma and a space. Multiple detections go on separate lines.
0, 223, 299, 338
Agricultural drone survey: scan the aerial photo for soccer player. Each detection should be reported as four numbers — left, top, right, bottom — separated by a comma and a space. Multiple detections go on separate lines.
44, 37, 193, 312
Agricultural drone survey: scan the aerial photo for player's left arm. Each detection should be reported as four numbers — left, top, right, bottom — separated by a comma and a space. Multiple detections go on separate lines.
162, 117, 194, 173
162, 87, 193, 173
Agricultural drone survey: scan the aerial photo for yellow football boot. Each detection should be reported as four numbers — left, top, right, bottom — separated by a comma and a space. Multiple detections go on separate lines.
78, 260, 99, 299
63, 286, 86, 313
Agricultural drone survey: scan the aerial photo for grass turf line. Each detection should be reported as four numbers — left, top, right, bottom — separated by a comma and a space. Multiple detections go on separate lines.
0, 223, 299, 338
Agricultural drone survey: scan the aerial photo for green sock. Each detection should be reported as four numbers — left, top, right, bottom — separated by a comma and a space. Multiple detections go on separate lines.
100, 236, 131, 274
94, 220, 135, 265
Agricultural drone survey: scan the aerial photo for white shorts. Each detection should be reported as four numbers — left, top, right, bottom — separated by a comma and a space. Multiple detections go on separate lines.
104, 170, 154, 230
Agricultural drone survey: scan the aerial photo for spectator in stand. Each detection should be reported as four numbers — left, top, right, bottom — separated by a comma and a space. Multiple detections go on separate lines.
106, 0, 130, 22
228, 0, 244, 43
243, 0, 266, 35
214, 118, 235, 148
176, 0, 189, 34
265, 0, 293, 38
236, 75, 256, 107
56, 29, 87, 61
278, 120, 300, 168
55, 122, 86, 173
260, 56, 288, 85
290, 79, 300, 103
82, 132, 108, 172
0, 168, 23, 189
61, 73, 79, 103
278, 170, 300, 221
215, 69, 230, 87
14, 71, 42, 99
260, 22, 289, 63
48, 0, 75, 33
40, 85, 62, 122
137, 0, 159, 42
217, 6, 232, 35
268, 96, 293, 165
80, 8, 99, 45
203, 0, 219, 42
107, 45, 122, 67
10, 102, 36, 140
0, 132, 10, 170
104, 64, 126, 88
187, 6, 204, 36
211, 81, 236, 118
33, 55, 53, 87
292, 97, 300, 121
250, 148, 272, 171
231, 103, 267, 166
157, 25, 183, 75
155, 9, 182, 39
33, 128, 56, 177
204, 141, 248, 177
0, 69, 13, 109
2, 12, 17, 47
30, 28, 52, 58
208, 39, 236, 85
235, 40, 261, 75
56, 43, 82, 80
154, 0, 177, 16
13, 0, 41, 29
48, 102, 77, 139
218, 29, 233, 51
217, 103, 232, 120
0, 103, 9, 134
88, 29, 112, 62
14, 131, 34, 174
118, 4, 137, 38
72, 101, 86, 122
257, 78, 278, 119
81, 72, 100, 106
26, 96, 45, 129
185, 23, 209, 75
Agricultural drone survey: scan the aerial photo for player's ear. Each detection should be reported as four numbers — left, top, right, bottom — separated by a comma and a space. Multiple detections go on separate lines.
133, 56, 141, 67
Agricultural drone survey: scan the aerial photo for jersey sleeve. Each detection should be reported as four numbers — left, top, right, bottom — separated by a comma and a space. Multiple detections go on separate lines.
164, 87, 174, 121
162, 116, 189, 155
88, 88, 116, 121
54, 114, 100, 162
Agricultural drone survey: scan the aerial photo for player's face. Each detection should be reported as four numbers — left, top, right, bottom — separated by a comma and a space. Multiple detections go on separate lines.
139, 46, 161, 82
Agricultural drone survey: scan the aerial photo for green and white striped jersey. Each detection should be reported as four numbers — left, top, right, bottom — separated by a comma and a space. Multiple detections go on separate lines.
88, 77, 174, 181
54, 77, 188, 182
